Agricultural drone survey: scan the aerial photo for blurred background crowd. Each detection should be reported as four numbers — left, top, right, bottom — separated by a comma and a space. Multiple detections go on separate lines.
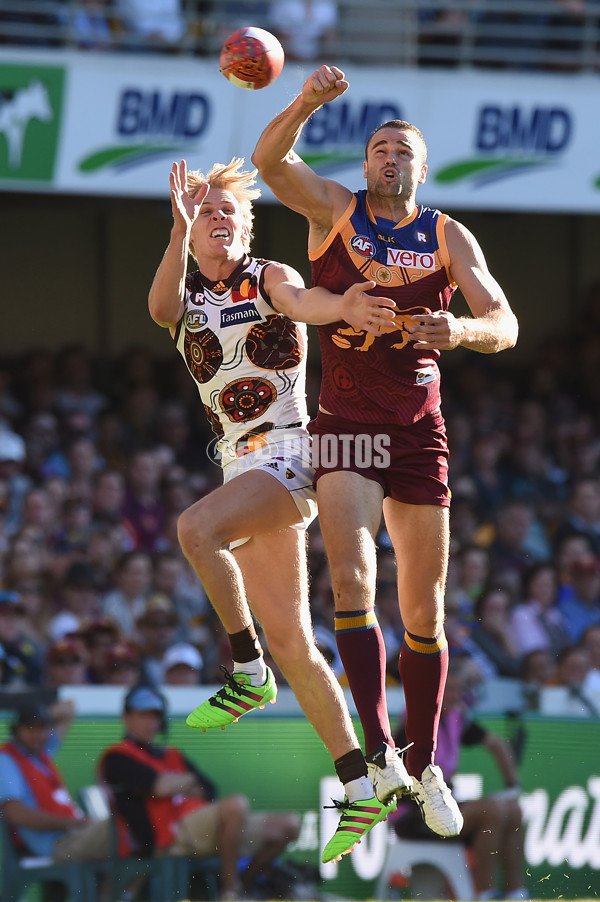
0, 0, 598, 72
1, 275, 600, 707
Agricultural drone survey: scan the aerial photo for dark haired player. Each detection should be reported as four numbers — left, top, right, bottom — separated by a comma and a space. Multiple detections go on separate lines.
253, 65, 518, 844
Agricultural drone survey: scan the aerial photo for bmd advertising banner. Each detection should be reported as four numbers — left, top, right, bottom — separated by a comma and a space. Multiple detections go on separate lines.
1, 47, 599, 212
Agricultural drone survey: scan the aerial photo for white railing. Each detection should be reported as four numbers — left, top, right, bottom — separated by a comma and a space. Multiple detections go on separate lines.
1, 0, 599, 72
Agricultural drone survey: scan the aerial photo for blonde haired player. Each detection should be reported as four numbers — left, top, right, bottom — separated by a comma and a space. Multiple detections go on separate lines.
148, 157, 398, 860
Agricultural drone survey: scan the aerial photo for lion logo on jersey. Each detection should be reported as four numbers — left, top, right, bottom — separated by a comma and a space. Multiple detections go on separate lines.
331, 307, 430, 352
246, 314, 304, 370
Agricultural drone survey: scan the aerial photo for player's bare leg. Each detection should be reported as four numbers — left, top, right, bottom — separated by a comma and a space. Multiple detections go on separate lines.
316, 470, 412, 800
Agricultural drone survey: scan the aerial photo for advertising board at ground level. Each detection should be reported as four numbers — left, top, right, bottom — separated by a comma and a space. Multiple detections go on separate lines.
0, 711, 597, 898
2, 48, 600, 213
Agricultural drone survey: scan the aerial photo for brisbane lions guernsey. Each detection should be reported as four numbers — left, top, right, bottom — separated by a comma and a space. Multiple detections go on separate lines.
173, 256, 309, 458
310, 191, 457, 426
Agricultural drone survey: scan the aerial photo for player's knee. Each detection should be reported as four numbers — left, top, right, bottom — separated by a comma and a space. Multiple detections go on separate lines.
330, 565, 374, 606
177, 503, 212, 556
219, 793, 250, 824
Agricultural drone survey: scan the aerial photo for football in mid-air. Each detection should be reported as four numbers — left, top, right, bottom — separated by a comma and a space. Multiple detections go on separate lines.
219, 27, 285, 90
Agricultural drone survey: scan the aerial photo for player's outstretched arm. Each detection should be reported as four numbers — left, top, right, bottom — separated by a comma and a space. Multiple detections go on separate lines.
266, 264, 396, 334
251, 65, 352, 226
148, 161, 208, 330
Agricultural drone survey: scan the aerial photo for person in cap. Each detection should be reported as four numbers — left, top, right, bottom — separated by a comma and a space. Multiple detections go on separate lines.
0, 699, 110, 861
99, 685, 299, 899
103, 642, 143, 686
47, 561, 102, 641
135, 593, 181, 686
163, 642, 203, 685
0, 590, 44, 686
45, 637, 89, 687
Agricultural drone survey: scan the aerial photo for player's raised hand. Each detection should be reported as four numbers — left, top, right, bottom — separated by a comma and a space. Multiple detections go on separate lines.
302, 65, 349, 107
169, 160, 209, 231
341, 281, 396, 335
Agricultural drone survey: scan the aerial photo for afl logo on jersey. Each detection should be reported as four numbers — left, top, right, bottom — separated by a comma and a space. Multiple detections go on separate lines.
350, 235, 376, 258
185, 310, 208, 331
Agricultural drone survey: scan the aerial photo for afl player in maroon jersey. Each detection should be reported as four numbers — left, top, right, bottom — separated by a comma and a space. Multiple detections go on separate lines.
253, 65, 518, 838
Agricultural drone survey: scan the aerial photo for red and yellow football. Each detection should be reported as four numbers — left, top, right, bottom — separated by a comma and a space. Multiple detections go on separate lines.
219, 27, 285, 90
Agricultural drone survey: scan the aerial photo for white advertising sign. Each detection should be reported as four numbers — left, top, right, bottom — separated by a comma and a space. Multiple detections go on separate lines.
1, 47, 599, 212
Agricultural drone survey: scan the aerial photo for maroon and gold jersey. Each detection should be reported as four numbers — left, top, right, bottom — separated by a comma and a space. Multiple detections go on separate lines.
310, 191, 457, 425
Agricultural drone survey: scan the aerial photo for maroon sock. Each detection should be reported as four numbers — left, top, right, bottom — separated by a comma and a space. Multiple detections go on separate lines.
228, 624, 263, 663
334, 608, 392, 755
399, 630, 448, 777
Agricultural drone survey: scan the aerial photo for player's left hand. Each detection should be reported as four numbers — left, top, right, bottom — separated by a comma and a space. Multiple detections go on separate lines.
408, 311, 465, 349
342, 281, 396, 335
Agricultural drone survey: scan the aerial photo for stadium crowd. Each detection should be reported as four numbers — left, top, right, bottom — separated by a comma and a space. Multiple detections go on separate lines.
1, 282, 600, 704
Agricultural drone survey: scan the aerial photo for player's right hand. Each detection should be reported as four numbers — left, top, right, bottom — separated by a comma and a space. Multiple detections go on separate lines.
302, 65, 349, 106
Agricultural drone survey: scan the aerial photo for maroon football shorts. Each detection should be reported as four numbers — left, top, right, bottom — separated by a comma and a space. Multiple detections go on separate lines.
308, 408, 450, 507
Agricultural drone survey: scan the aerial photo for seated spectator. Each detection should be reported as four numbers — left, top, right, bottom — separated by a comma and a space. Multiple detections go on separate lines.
65, 0, 113, 50
486, 499, 549, 595
111, 0, 187, 52
134, 593, 181, 685
0, 701, 110, 863
48, 561, 103, 640
581, 623, 600, 693
446, 543, 492, 626
393, 657, 528, 901
554, 475, 600, 558
162, 642, 204, 685
470, 586, 522, 679
101, 549, 153, 635
122, 448, 168, 554
510, 562, 568, 657
556, 555, 600, 643
80, 618, 121, 683
521, 647, 558, 709
45, 637, 90, 687
0, 426, 31, 537
152, 548, 210, 637
0, 590, 44, 686
103, 642, 144, 686
99, 685, 299, 898
268, 0, 339, 61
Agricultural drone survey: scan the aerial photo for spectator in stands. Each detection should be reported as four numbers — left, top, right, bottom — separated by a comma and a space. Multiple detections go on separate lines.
510, 562, 568, 657
554, 475, 600, 558
135, 593, 181, 685
152, 548, 209, 636
103, 641, 144, 686
122, 448, 168, 553
101, 549, 153, 635
0, 590, 44, 686
550, 644, 598, 716
393, 656, 528, 900
162, 642, 204, 685
268, 0, 339, 61
0, 701, 110, 863
54, 343, 108, 427
112, 0, 187, 52
521, 648, 558, 709
0, 426, 31, 537
580, 623, 600, 693
99, 685, 299, 898
556, 554, 600, 643
48, 560, 102, 640
80, 618, 121, 683
447, 543, 492, 626
470, 586, 522, 679
66, 0, 113, 50
44, 637, 90, 687
0, 0, 63, 47
487, 499, 548, 595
